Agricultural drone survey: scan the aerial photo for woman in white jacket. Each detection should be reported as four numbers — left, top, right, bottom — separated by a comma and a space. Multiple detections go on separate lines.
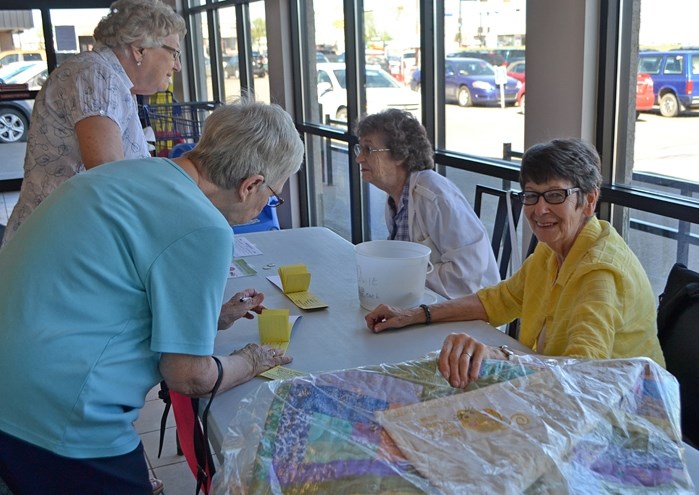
354, 109, 500, 299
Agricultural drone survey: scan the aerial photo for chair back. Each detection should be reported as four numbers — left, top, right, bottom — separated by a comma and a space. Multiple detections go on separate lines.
657, 263, 699, 447
474, 185, 538, 339
169, 142, 196, 158
473, 185, 524, 279
232, 204, 280, 234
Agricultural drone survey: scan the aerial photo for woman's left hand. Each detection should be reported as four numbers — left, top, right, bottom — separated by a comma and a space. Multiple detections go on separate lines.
438, 332, 495, 388
218, 290, 265, 329
232, 343, 292, 378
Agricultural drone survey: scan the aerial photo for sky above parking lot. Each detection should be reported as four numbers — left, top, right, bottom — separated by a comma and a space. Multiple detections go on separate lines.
640, 1, 699, 47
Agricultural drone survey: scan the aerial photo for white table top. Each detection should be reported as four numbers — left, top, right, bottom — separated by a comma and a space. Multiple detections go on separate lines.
207, 227, 699, 493
207, 227, 529, 452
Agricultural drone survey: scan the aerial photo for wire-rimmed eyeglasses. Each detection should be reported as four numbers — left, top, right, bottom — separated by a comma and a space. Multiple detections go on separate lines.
353, 144, 392, 157
267, 185, 285, 208
161, 44, 181, 62
517, 187, 581, 206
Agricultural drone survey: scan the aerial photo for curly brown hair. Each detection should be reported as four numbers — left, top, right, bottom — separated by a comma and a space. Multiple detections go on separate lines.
354, 109, 434, 172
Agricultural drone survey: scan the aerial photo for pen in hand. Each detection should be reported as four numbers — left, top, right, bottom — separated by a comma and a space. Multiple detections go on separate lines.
240, 296, 252, 303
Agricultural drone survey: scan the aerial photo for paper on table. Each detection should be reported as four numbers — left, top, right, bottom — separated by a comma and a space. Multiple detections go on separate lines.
257, 311, 306, 380
259, 366, 307, 380
278, 264, 311, 293
258, 310, 302, 352
228, 258, 257, 278
266, 264, 328, 310
234, 236, 263, 257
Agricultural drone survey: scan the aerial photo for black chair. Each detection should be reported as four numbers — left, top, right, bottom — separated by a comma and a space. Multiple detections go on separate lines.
474, 185, 537, 280
657, 263, 699, 447
474, 185, 537, 339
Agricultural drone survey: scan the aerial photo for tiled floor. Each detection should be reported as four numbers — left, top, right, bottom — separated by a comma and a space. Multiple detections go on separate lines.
136, 386, 199, 495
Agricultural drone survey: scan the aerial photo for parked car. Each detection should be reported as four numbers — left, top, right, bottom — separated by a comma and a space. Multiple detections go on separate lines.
638, 49, 699, 117
316, 62, 420, 121
410, 59, 522, 107
516, 72, 654, 118
444, 57, 521, 107
0, 98, 33, 143
636, 72, 655, 116
506, 60, 526, 83
223, 51, 267, 78
493, 48, 526, 64
516, 83, 526, 113
0, 49, 45, 69
0, 61, 40, 83
446, 50, 506, 67
3, 61, 48, 91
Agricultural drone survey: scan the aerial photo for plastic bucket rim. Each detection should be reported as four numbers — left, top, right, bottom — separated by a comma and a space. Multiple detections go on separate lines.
354, 240, 431, 260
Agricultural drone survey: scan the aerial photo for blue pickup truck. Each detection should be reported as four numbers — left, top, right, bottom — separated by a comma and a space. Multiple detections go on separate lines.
638, 50, 699, 117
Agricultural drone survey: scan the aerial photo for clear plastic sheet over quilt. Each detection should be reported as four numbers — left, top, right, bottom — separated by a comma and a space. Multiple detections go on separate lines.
213, 353, 695, 494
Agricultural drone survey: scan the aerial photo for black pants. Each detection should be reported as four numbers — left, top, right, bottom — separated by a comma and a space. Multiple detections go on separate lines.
0, 429, 151, 495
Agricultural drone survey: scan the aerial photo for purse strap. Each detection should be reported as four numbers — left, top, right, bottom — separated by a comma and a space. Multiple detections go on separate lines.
194, 355, 224, 495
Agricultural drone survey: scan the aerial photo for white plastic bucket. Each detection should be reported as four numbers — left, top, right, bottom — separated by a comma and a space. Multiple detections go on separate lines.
354, 240, 433, 310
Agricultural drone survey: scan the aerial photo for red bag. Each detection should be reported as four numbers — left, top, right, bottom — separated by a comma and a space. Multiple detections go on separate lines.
158, 357, 223, 494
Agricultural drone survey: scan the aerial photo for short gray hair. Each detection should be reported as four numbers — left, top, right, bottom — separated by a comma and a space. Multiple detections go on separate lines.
354, 109, 434, 172
187, 98, 304, 190
520, 138, 602, 207
94, 0, 186, 49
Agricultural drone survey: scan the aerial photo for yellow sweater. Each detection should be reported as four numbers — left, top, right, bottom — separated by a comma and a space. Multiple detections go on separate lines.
478, 217, 665, 367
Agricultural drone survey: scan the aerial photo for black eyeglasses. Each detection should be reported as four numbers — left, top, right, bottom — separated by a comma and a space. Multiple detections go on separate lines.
267, 185, 285, 208
160, 44, 181, 62
353, 144, 392, 157
518, 187, 581, 206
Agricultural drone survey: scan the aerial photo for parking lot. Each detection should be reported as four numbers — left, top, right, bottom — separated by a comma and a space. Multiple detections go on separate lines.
441, 103, 699, 184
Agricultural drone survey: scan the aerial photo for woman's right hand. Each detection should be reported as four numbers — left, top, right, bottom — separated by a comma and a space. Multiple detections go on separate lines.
218, 290, 265, 329
438, 333, 493, 388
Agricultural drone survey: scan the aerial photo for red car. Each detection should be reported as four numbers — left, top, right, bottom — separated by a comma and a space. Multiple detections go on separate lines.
506, 60, 525, 83
635, 72, 654, 115
517, 73, 655, 117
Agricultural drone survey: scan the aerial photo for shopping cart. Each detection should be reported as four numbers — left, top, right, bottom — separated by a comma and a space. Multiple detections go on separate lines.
141, 100, 221, 156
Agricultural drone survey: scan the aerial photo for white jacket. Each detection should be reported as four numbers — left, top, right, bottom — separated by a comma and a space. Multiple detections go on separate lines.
384, 170, 500, 299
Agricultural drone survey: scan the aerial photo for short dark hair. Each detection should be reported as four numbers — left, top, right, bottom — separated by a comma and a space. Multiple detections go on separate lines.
354, 109, 434, 172
520, 138, 602, 206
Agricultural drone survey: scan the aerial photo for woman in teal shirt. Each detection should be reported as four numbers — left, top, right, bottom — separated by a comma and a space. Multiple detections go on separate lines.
0, 98, 303, 493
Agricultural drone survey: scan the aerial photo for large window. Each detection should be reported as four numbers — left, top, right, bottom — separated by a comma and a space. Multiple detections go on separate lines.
0, 7, 108, 226
287, 0, 697, 295
612, 0, 699, 290
185, 0, 269, 106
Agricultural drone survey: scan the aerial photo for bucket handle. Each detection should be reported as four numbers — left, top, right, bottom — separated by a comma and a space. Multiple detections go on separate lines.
425, 260, 434, 275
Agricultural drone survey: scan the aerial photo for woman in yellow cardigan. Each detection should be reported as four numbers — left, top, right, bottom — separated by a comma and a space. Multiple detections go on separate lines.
365, 138, 665, 388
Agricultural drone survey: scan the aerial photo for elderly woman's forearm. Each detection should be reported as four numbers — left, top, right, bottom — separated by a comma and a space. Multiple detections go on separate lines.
429, 293, 488, 323
160, 353, 254, 397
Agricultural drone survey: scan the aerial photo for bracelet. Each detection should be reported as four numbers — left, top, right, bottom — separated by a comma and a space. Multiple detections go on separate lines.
499, 345, 514, 360
419, 304, 432, 325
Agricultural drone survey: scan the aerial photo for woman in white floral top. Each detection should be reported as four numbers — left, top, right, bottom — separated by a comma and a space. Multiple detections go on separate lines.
1, 0, 186, 248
